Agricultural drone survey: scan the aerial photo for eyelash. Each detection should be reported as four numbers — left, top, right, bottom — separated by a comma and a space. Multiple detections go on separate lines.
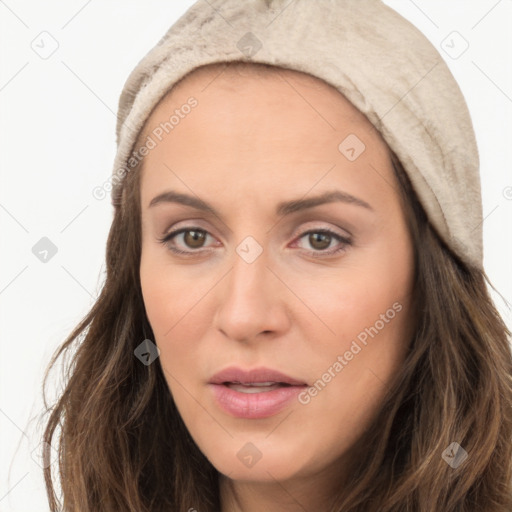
157, 226, 352, 258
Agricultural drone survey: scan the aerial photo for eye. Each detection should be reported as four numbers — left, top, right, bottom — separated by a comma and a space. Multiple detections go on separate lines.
157, 226, 352, 258
293, 229, 352, 258
157, 227, 215, 256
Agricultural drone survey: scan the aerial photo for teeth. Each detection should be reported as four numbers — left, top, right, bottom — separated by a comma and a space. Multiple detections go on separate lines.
226, 382, 283, 393
242, 381, 277, 386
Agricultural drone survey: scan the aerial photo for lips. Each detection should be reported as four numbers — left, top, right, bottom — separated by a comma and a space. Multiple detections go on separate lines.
209, 366, 308, 387
208, 366, 308, 419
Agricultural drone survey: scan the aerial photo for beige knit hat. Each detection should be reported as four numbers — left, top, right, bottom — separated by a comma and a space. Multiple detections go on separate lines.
110, 0, 483, 269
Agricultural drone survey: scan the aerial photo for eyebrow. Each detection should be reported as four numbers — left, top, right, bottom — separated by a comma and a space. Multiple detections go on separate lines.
148, 189, 373, 216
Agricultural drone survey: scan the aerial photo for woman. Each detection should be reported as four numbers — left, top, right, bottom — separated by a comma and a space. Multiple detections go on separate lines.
42, 1, 512, 510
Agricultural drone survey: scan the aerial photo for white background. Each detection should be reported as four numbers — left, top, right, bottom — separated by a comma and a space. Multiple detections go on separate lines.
1, 1, 511, 510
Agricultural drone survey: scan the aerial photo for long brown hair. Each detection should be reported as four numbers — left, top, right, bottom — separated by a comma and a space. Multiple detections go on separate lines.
42, 71, 512, 511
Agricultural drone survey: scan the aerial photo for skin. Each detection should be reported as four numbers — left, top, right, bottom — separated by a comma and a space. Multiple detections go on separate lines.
139, 63, 416, 512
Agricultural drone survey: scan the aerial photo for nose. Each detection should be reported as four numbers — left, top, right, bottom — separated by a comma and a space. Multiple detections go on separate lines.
213, 245, 291, 344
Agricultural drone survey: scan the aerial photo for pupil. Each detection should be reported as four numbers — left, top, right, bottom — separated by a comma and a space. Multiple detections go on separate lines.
185, 230, 205, 248
311, 233, 330, 250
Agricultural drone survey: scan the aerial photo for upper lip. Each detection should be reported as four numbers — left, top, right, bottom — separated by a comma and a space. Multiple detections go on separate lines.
209, 366, 307, 386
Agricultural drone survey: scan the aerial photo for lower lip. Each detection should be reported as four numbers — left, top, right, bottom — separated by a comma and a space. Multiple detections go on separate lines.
208, 383, 306, 419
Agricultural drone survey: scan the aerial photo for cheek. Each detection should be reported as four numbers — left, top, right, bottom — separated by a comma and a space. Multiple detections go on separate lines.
293, 232, 414, 431
139, 251, 216, 379
139, 252, 223, 435
291, 239, 413, 354
140, 259, 176, 339
289, 272, 412, 415
285, 294, 412, 469
140, 248, 206, 339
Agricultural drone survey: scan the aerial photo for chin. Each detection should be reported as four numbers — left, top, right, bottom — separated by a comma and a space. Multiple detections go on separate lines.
199, 436, 316, 483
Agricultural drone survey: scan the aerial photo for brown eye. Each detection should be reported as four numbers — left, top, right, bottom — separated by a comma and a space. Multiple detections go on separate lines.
294, 229, 352, 258
308, 232, 332, 250
158, 227, 214, 255
182, 229, 207, 249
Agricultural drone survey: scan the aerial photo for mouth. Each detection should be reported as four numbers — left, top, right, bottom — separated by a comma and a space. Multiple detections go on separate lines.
221, 381, 294, 393
208, 367, 308, 419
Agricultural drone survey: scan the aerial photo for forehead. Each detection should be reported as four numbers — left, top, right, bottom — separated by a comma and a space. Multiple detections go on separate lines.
137, 62, 395, 211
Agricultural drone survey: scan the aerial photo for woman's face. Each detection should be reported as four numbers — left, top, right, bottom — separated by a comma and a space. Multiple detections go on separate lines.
139, 65, 415, 489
